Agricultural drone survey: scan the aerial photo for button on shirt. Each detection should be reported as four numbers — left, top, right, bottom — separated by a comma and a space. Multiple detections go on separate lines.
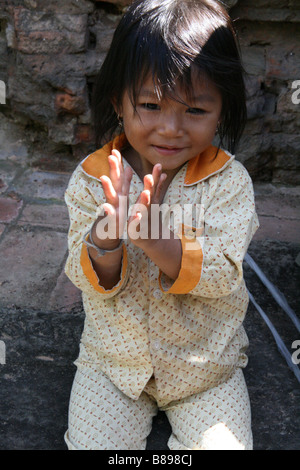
64, 135, 259, 402
153, 289, 163, 300
152, 340, 161, 351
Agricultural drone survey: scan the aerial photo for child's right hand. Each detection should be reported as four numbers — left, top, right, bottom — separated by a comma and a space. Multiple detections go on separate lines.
93, 149, 133, 248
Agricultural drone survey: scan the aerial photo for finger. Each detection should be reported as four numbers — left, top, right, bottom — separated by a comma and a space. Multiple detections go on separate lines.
145, 164, 164, 199
108, 153, 123, 193
143, 164, 162, 191
140, 189, 151, 207
143, 174, 154, 195
122, 166, 133, 196
100, 175, 118, 205
152, 163, 162, 187
128, 195, 149, 230
108, 154, 121, 184
111, 148, 122, 165
129, 189, 150, 220
102, 202, 116, 217
152, 172, 167, 204
111, 149, 124, 180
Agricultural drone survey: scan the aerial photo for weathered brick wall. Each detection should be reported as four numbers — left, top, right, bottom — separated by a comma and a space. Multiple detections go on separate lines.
0, 0, 299, 183
231, 0, 300, 183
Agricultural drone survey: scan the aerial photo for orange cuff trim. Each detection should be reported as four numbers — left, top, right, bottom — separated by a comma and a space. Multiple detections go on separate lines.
159, 231, 203, 295
80, 241, 128, 294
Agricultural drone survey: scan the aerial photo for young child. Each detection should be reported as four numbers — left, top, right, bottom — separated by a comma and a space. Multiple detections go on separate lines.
64, 0, 259, 450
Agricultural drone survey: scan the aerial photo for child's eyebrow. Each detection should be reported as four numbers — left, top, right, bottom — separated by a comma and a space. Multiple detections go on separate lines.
139, 88, 217, 104
191, 93, 217, 104
139, 89, 159, 98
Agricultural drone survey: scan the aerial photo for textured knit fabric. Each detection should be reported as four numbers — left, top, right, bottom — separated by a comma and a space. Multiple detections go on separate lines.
65, 135, 258, 404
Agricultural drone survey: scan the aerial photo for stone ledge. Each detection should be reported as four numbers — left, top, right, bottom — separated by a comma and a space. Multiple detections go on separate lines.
0, 228, 68, 310
0, 195, 23, 223
17, 203, 69, 231
11, 170, 70, 202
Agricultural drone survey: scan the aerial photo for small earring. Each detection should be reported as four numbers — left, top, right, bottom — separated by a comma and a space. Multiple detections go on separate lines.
117, 114, 123, 128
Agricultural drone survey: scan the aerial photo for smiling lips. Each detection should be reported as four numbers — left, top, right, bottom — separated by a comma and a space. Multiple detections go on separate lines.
153, 145, 186, 156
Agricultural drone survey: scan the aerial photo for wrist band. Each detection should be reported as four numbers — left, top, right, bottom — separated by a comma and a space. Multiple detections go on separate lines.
83, 229, 123, 258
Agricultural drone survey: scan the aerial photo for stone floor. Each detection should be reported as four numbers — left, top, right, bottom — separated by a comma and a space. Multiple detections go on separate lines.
0, 112, 299, 450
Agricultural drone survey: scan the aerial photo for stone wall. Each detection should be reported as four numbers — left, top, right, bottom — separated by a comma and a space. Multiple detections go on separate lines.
231, 0, 300, 184
0, 0, 299, 183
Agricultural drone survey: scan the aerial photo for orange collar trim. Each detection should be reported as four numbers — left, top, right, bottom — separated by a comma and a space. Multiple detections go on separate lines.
184, 145, 234, 185
81, 134, 127, 181
81, 134, 234, 185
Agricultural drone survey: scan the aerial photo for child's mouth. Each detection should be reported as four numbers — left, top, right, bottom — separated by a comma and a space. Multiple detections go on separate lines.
153, 145, 185, 156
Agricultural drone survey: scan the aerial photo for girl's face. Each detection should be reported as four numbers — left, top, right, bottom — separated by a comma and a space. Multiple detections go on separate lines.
119, 74, 222, 173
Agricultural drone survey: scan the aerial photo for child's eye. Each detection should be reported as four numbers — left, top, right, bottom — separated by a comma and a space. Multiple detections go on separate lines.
187, 107, 206, 115
141, 103, 160, 111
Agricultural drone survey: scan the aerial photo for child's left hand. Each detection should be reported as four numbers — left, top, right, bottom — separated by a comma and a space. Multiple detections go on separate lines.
128, 164, 167, 249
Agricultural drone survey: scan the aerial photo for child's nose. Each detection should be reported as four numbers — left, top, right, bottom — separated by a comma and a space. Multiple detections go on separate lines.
157, 111, 184, 138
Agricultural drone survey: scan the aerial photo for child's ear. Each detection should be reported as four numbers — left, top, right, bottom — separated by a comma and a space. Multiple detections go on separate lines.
111, 97, 122, 118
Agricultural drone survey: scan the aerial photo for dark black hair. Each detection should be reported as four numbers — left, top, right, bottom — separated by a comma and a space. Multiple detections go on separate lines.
92, 0, 247, 154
